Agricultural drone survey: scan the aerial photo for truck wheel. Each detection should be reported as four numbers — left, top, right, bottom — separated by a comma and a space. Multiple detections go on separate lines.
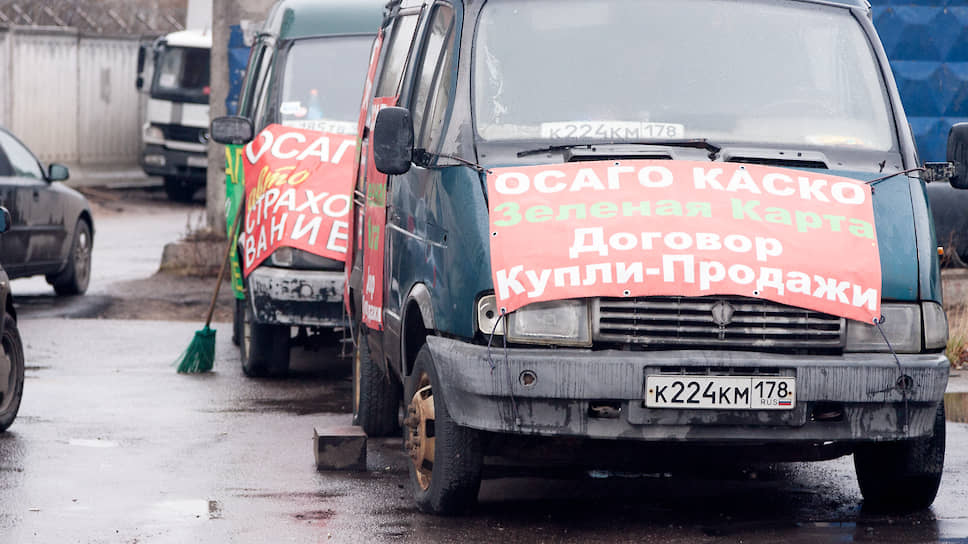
404, 345, 482, 515
854, 403, 946, 511
50, 219, 92, 296
353, 332, 400, 436
163, 176, 196, 202
0, 313, 25, 432
232, 298, 243, 346
240, 301, 290, 377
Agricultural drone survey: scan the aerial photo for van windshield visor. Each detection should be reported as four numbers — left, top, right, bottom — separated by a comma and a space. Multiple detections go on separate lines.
152, 45, 210, 104
473, 0, 895, 152
272, 36, 373, 134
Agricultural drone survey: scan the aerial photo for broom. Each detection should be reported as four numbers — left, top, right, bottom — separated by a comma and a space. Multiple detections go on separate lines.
175, 200, 245, 373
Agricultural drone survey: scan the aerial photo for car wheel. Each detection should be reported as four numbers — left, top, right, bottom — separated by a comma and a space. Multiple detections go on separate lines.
854, 403, 946, 512
51, 219, 92, 296
404, 345, 483, 515
239, 299, 289, 377
163, 176, 196, 202
232, 298, 243, 346
0, 313, 25, 432
353, 330, 400, 436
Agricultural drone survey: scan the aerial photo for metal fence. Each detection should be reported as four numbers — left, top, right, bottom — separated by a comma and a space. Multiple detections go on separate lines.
0, 0, 184, 36
0, 25, 143, 164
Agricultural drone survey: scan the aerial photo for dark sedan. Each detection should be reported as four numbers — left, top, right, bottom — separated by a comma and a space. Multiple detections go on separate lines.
0, 127, 94, 295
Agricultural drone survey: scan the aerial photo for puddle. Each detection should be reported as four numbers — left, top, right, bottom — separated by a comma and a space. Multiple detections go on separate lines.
945, 392, 968, 423
151, 499, 222, 521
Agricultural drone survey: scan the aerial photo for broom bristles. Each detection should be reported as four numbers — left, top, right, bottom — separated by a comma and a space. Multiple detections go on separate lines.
175, 326, 216, 373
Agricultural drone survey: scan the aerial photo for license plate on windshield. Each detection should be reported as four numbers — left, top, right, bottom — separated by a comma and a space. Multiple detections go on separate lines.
645, 375, 796, 410
540, 121, 685, 140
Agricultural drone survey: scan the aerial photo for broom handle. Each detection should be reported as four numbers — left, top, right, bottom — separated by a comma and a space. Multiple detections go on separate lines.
204, 199, 245, 328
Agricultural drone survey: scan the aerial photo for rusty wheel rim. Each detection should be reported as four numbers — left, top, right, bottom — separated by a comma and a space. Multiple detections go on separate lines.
405, 371, 435, 491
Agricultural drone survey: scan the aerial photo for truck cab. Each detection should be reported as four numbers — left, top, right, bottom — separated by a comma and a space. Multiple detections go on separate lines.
137, 29, 212, 202
350, 0, 966, 515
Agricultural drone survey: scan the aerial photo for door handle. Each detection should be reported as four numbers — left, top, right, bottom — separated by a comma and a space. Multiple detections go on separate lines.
32, 189, 39, 200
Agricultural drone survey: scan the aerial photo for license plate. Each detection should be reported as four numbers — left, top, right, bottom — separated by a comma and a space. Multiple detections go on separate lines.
540, 121, 685, 140
187, 155, 208, 168
645, 375, 796, 410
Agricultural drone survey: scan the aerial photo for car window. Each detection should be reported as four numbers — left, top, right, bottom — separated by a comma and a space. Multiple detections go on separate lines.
413, 7, 456, 152
375, 14, 420, 98
0, 147, 12, 177
237, 42, 270, 119
0, 131, 43, 179
409, 5, 455, 150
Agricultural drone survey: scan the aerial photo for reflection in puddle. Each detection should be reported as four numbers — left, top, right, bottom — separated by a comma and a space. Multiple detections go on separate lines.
68, 439, 118, 448
945, 392, 967, 423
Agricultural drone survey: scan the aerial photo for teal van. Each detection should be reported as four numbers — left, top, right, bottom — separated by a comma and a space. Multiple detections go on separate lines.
211, 0, 385, 376
349, 0, 966, 515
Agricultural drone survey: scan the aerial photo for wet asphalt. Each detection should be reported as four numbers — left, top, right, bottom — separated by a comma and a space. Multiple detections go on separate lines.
0, 194, 966, 543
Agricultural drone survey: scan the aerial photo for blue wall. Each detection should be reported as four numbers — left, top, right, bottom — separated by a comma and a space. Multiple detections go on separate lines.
872, 0, 968, 161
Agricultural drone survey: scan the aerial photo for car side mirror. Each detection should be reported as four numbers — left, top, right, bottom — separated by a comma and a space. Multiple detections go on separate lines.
0, 207, 11, 234
136, 44, 148, 90
48, 163, 69, 182
211, 116, 254, 145
947, 123, 968, 189
373, 107, 413, 176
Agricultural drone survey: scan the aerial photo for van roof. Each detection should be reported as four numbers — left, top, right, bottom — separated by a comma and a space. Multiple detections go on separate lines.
441, 0, 869, 10
263, 0, 385, 41
163, 29, 212, 49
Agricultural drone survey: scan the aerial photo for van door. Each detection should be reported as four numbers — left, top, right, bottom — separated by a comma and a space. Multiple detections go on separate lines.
356, 9, 422, 367
384, 3, 457, 367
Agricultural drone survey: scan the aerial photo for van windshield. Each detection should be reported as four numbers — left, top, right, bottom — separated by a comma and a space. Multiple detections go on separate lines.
473, 0, 895, 152
152, 45, 210, 105
272, 36, 373, 134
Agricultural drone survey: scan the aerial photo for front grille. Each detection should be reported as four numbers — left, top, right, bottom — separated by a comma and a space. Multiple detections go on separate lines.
160, 124, 207, 143
593, 296, 845, 350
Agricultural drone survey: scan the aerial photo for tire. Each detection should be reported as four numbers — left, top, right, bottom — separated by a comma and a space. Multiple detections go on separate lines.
404, 345, 483, 515
239, 299, 290, 377
0, 313, 25, 432
854, 403, 946, 512
353, 332, 400, 436
50, 219, 92, 296
163, 176, 196, 202
232, 298, 243, 346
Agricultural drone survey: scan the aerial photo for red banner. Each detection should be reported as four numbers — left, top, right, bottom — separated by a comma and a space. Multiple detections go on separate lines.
240, 124, 356, 276
346, 30, 384, 313
487, 160, 881, 323
359, 96, 398, 330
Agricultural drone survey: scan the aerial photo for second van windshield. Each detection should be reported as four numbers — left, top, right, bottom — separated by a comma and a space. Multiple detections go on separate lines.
270, 35, 372, 134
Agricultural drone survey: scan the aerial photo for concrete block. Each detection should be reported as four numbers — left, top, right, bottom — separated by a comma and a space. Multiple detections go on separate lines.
314, 426, 366, 471
159, 240, 225, 277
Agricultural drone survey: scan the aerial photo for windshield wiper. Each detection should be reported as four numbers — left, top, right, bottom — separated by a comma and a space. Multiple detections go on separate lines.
516, 139, 722, 160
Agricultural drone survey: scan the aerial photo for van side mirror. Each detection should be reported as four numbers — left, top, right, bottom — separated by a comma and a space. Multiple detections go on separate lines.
373, 107, 413, 176
947, 123, 968, 189
48, 164, 69, 182
211, 116, 254, 145
0, 207, 11, 234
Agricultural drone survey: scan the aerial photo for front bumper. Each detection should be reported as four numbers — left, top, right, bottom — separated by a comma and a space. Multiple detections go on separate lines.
247, 266, 346, 327
141, 144, 207, 180
426, 336, 949, 443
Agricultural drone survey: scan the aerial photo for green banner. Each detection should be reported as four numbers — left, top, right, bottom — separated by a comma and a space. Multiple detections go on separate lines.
225, 144, 246, 299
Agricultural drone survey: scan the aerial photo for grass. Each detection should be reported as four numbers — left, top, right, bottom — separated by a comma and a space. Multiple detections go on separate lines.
946, 305, 968, 369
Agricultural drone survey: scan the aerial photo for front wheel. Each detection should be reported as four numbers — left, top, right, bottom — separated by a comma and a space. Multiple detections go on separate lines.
854, 403, 946, 511
0, 313, 25, 432
239, 300, 290, 377
50, 219, 92, 296
163, 176, 197, 202
404, 345, 482, 515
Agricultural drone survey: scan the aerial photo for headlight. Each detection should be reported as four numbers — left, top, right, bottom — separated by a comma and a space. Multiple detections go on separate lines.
845, 303, 921, 353
922, 301, 948, 350
507, 299, 591, 347
143, 124, 164, 142
267, 247, 343, 270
